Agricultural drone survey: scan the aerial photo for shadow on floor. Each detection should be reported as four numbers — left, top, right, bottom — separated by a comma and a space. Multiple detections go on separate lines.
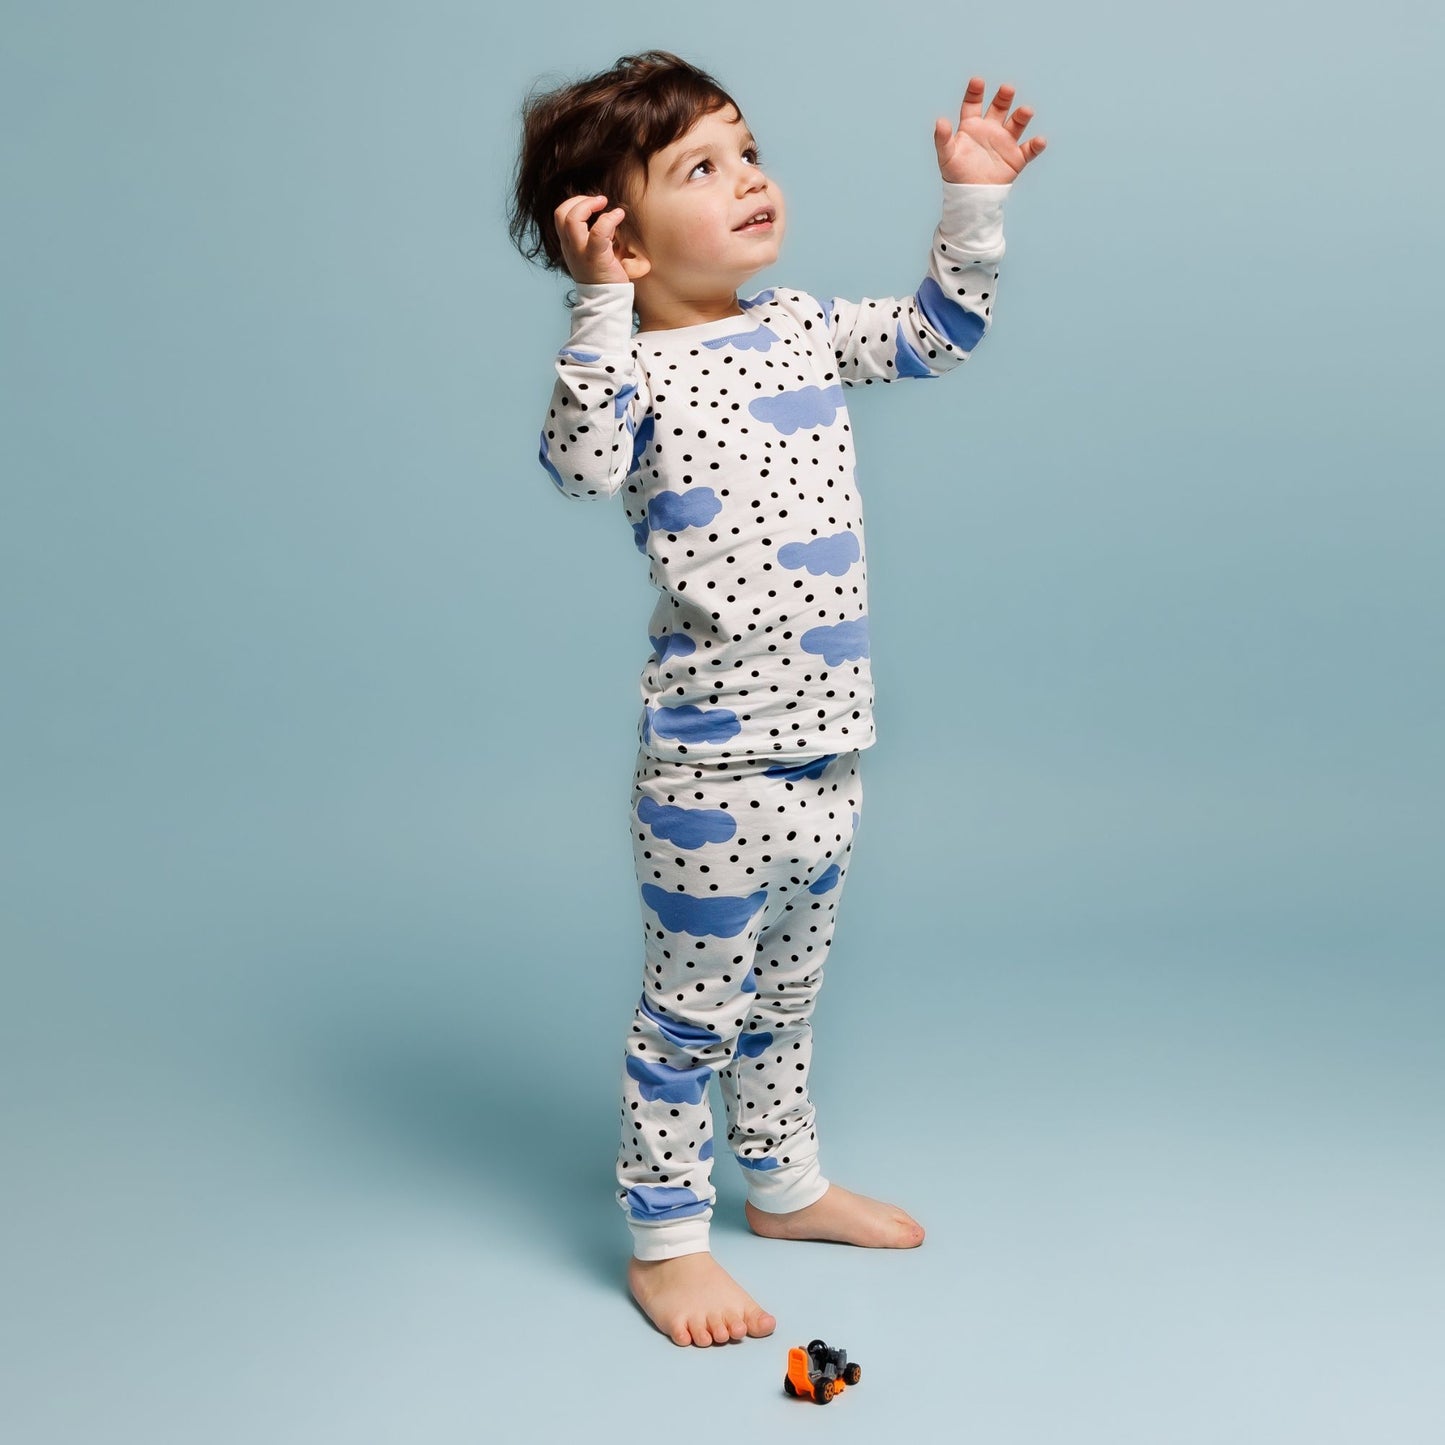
288, 966, 628, 1291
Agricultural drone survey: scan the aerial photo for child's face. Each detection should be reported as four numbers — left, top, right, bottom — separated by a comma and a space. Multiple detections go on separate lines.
620, 103, 785, 299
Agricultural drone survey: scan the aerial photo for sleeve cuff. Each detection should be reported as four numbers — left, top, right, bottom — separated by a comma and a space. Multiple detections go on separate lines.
568, 282, 636, 354
939, 180, 1010, 258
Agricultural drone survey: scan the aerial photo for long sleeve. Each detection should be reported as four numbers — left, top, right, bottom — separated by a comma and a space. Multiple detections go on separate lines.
826, 180, 1011, 386
538, 282, 651, 500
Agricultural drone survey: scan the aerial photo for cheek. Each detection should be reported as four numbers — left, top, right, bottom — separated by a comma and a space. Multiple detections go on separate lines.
686, 213, 730, 251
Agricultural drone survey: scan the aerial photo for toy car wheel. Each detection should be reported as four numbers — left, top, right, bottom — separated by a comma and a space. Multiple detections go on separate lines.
843, 1363, 861, 1385
783, 1376, 797, 1397
816, 1379, 835, 1404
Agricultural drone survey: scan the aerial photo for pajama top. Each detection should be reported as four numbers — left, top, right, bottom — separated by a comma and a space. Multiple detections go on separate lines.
538, 180, 1012, 764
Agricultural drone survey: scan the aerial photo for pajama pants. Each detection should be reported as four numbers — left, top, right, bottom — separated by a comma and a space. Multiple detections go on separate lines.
617, 747, 863, 1260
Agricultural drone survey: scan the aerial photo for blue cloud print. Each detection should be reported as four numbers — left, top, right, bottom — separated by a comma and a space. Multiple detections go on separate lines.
778, 530, 860, 577
893, 278, 988, 378
557, 346, 600, 364
699, 1137, 714, 1161
748, 384, 846, 435
641, 884, 767, 938
702, 324, 778, 353
764, 755, 836, 782
808, 864, 841, 895
741, 289, 775, 310
614, 381, 637, 418
736, 1030, 774, 1059
626, 1184, 708, 1222
626, 1054, 713, 1105
650, 632, 696, 664
632, 519, 650, 552
627, 413, 655, 482
647, 486, 722, 532
638, 994, 720, 1050
894, 325, 935, 379
737, 1154, 779, 1172
648, 703, 741, 744
800, 616, 870, 665
637, 796, 736, 849
538, 430, 565, 489
916, 276, 986, 351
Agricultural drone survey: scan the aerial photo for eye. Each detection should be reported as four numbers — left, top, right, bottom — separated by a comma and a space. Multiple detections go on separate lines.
744, 146, 763, 166
687, 157, 713, 179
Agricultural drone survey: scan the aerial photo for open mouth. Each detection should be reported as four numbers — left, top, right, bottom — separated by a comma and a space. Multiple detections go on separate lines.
734, 208, 775, 231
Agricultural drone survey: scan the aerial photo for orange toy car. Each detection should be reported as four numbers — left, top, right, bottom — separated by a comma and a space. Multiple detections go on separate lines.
783, 1339, 862, 1404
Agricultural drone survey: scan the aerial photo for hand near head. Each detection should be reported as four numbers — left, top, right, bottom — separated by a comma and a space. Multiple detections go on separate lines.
934, 77, 1046, 185
555, 195, 633, 285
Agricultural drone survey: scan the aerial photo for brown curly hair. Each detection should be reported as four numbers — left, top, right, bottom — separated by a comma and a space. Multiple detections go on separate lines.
508, 50, 742, 275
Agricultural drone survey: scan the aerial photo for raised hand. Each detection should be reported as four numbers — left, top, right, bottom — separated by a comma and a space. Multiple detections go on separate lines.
555, 194, 632, 285
933, 77, 1046, 185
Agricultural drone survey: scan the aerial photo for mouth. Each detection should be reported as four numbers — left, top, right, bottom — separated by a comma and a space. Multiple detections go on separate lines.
734, 207, 776, 232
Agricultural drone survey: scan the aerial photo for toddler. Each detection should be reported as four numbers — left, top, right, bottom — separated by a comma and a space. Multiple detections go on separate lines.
508, 50, 1044, 1348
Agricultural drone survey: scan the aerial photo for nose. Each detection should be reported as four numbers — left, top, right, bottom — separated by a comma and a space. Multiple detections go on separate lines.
737, 158, 767, 193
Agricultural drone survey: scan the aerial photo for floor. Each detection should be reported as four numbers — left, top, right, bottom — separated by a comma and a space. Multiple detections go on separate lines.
5, 764, 1441, 1443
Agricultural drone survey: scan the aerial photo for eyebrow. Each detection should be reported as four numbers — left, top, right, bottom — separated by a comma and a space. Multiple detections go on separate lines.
665, 132, 760, 179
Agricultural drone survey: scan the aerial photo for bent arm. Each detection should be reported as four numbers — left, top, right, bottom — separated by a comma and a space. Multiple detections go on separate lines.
538, 282, 649, 499
828, 181, 1011, 386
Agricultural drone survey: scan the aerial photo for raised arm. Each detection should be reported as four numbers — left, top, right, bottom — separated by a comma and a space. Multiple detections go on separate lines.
827, 76, 1045, 386
537, 193, 650, 500
826, 182, 1011, 385
539, 281, 650, 500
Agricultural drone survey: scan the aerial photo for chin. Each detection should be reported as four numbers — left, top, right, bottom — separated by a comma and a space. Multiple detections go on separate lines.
747, 235, 783, 268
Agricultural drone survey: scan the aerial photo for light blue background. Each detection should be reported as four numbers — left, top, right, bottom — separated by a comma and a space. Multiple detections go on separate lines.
4, 1, 1442, 1439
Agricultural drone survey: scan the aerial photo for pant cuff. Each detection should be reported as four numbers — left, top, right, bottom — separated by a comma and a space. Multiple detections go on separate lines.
743, 1156, 830, 1215
628, 1213, 712, 1261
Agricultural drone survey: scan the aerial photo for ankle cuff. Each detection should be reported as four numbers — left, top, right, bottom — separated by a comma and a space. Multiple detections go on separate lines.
744, 1157, 829, 1214
629, 1214, 711, 1261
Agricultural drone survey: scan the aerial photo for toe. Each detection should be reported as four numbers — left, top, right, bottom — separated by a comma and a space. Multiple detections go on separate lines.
748, 1308, 776, 1337
671, 1323, 692, 1347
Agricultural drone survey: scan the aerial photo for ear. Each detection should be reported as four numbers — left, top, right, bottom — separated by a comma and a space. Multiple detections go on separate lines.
611, 220, 651, 282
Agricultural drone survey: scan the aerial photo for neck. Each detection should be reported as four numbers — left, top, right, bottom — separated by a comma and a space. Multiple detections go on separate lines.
633, 288, 745, 334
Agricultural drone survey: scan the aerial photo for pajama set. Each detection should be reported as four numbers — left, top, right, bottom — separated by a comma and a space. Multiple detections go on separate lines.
537, 179, 1012, 1259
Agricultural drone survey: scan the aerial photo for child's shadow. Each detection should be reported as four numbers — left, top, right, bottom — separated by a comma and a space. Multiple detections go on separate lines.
297, 957, 625, 1290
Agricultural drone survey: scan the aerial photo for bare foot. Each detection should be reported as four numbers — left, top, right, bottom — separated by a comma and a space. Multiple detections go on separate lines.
628, 1252, 777, 1348
745, 1183, 925, 1248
